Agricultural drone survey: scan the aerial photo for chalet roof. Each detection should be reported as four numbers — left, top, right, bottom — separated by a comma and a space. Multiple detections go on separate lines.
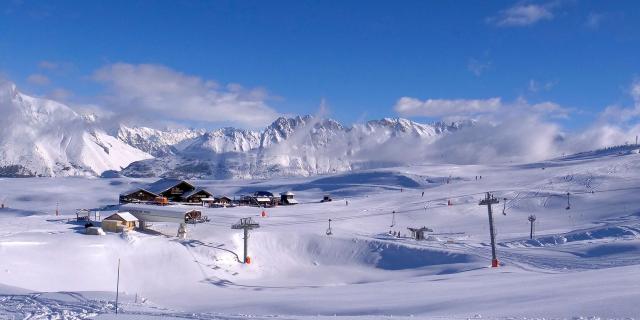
119, 187, 159, 197
253, 191, 274, 197
255, 197, 271, 202
182, 188, 213, 199
280, 191, 295, 196
105, 211, 139, 222
215, 196, 232, 201
146, 178, 195, 194
121, 203, 201, 223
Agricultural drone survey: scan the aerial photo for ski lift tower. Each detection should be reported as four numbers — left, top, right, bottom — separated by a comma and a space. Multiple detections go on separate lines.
528, 215, 537, 239
232, 217, 260, 264
479, 192, 500, 267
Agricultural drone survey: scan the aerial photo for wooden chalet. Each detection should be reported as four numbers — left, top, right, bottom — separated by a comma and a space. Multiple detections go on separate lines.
102, 212, 139, 232
252, 191, 276, 207
119, 188, 157, 203
280, 191, 298, 205
119, 178, 214, 204
183, 188, 214, 204
215, 196, 232, 205
146, 178, 196, 202
235, 195, 253, 206
203, 196, 233, 208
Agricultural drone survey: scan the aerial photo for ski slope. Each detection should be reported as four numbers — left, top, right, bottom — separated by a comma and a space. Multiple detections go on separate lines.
1, 150, 640, 319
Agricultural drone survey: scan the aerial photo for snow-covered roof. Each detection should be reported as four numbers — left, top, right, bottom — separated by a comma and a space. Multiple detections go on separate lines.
182, 188, 213, 199
105, 211, 139, 222
255, 197, 271, 202
146, 178, 194, 194
119, 187, 158, 197
280, 191, 295, 196
121, 203, 200, 223
254, 191, 274, 197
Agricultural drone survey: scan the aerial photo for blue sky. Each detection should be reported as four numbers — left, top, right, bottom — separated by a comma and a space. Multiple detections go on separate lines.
1, 0, 640, 129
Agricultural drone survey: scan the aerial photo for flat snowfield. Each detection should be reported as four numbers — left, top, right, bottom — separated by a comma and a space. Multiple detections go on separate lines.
1, 151, 640, 319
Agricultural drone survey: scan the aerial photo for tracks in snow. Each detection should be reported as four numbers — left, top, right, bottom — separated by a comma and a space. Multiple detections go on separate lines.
0, 291, 302, 320
0, 292, 105, 319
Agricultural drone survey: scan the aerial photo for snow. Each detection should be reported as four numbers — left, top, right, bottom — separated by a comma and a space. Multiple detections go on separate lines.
116, 125, 205, 157
120, 116, 475, 179
0, 82, 152, 177
107, 211, 138, 222
0, 82, 484, 180
122, 203, 200, 222
0, 150, 640, 318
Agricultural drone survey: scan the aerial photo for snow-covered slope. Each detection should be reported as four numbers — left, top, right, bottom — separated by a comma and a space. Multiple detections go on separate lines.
0, 82, 152, 177
2, 151, 640, 318
121, 116, 474, 179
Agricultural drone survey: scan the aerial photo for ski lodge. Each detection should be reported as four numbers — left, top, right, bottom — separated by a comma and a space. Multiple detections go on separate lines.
252, 191, 277, 207
182, 188, 214, 204
236, 191, 276, 207
119, 178, 213, 204
203, 196, 232, 208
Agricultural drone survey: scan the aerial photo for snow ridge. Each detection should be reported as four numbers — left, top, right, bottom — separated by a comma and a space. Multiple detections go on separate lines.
120, 116, 474, 179
0, 82, 152, 177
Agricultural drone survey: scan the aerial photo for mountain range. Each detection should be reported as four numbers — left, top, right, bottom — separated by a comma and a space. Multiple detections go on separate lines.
0, 82, 151, 177
0, 82, 473, 178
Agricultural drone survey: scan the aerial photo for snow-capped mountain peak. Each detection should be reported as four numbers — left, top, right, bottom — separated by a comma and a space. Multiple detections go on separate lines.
0, 83, 151, 177
118, 115, 474, 179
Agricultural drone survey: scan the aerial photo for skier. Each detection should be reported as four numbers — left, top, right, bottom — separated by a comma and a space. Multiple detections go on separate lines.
421, 191, 424, 197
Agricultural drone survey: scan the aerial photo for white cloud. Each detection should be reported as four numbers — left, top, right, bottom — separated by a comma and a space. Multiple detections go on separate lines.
27, 74, 50, 86
394, 93, 572, 122
93, 63, 280, 128
426, 115, 562, 164
394, 97, 502, 117
488, 2, 555, 27
631, 79, 640, 103
600, 80, 640, 122
530, 101, 569, 119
